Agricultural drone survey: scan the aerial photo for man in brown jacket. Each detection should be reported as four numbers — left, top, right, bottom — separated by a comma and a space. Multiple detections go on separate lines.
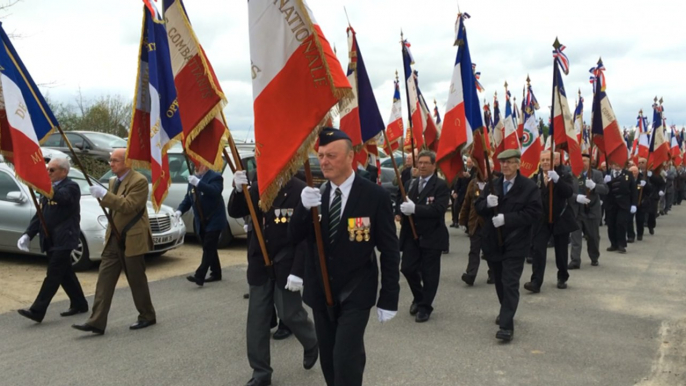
459, 163, 492, 286
72, 148, 155, 335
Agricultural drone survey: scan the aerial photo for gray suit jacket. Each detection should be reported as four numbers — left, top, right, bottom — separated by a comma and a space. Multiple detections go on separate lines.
571, 169, 608, 220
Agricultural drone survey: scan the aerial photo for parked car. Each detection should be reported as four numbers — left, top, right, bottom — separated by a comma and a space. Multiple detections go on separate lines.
42, 131, 127, 164
0, 163, 185, 271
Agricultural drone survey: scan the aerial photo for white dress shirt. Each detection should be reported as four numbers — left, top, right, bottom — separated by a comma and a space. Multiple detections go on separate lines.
329, 171, 355, 215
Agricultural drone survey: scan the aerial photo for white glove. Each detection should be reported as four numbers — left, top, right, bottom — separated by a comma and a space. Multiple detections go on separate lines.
604, 175, 612, 183
576, 195, 591, 205
630, 205, 637, 214
188, 175, 200, 187
17, 234, 30, 252
243, 224, 249, 233
585, 179, 596, 190
285, 274, 303, 292
648, 171, 653, 177
400, 198, 415, 215
301, 186, 322, 210
173, 210, 182, 221
640, 180, 647, 187
487, 194, 498, 208
548, 170, 560, 183
233, 170, 248, 193
89, 185, 107, 199
492, 213, 505, 228
659, 190, 665, 197
377, 308, 397, 323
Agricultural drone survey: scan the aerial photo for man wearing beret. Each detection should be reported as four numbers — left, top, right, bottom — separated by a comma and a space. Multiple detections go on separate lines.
289, 128, 400, 385
475, 149, 542, 342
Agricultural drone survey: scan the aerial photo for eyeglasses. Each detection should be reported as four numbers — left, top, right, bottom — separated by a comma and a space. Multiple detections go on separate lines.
47, 167, 59, 173
109, 159, 123, 164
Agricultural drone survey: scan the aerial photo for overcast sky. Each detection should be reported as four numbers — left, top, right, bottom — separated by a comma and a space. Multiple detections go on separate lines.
8, 0, 686, 140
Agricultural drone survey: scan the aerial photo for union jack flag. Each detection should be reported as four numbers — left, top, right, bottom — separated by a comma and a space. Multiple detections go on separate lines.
553, 44, 569, 75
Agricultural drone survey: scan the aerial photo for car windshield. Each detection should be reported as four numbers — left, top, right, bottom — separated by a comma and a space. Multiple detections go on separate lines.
82, 133, 127, 148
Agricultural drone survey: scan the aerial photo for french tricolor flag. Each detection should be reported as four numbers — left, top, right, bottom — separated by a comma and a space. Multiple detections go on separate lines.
402, 38, 424, 150
385, 78, 404, 152
128, 2, 184, 211
503, 89, 519, 151
0, 23, 53, 198
636, 113, 650, 160
249, 0, 350, 210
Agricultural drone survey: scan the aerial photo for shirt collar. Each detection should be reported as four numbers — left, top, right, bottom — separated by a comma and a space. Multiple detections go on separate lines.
52, 178, 65, 186
331, 171, 355, 193
118, 170, 130, 182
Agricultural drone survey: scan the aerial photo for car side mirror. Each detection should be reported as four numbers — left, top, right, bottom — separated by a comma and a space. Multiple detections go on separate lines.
6, 191, 26, 203
74, 141, 85, 150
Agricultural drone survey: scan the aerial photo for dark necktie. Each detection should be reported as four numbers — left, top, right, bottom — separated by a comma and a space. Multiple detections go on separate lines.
504, 181, 511, 195
329, 188, 342, 243
113, 179, 121, 194
419, 178, 427, 193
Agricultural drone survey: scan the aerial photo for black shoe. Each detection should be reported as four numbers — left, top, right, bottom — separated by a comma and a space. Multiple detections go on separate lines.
649, 228, 654, 235
496, 329, 513, 342
567, 263, 580, 270
415, 312, 430, 323
273, 326, 292, 340
409, 303, 419, 316
245, 378, 271, 386
461, 273, 475, 286
303, 344, 319, 370
130, 319, 156, 330
186, 275, 203, 287
495, 315, 500, 325
557, 280, 568, 289
606, 246, 618, 252
487, 276, 495, 284
526, 257, 533, 264
442, 249, 449, 254
637, 235, 643, 241
627, 238, 635, 243
60, 307, 88, 317
72, 323, 104, 335
617, 247, 627, 254
523, 282, 540, 293
591, 260, 599, 266
205, 276, 222, 283
449, 223, 457, 228
243, 293, 250, 299
17, 309, 43, 323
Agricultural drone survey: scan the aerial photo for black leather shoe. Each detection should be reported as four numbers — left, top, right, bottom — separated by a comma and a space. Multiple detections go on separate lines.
72, 323, 104, 335
273, 326, 292, 340
187, 275, 203, 286
303, 344, 319, 370
130, 319, 156, 330
526, 257, 533, 264
606, 246, 618, 252
649, 228, 655, 235
409, 303, 419, 316
17, 309, 43, 323
617, 247, 627, 254
245, 378, 271, 386
627, 238, 635, 243
567, 264, 580, 270
591, 260, 599, 266
449, 223, 457, 228
557, 280, 568, 289
205, 276, 222, 283
523, 282, 540, 293
637, 235, 643, 241
60, 307, 88, 317
415, 312, 430, 323
496, 329, 513, 342
495, 315, 500, 325
487, 276, 495, 284
461, 273, 475, 286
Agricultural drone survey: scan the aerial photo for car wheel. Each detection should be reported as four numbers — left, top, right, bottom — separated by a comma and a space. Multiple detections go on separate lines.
71, 233, 92, 272
217, 225, 234, 248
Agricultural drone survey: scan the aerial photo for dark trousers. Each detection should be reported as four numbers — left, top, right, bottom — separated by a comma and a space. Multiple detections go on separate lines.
401, 240, 442, 314
627, 214, 636, 240
313, 307, 370, 386
31, 249, 87, 316
465, 231, 483, 277
636, 208, 647, 238
487, 257, 525, 331
195, 229, 222, 283
530, 223, 570, 286
570, 217, 600, 265
247, 280, 317, 382
647, 211, 657, 231
607, 205, 629, 248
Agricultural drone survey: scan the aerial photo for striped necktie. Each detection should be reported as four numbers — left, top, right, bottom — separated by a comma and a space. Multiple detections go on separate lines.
329, 188, 342, 244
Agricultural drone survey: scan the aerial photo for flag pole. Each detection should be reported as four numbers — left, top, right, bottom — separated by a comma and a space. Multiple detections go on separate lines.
303, 160, 336, 321
220, 112, 273, 272
480, 128, 503, 246
54, 128, 121, 242
27, 187, 50, 239
400, 30, 417, 167
549, 38, 565, 224
382, 129, 418, 240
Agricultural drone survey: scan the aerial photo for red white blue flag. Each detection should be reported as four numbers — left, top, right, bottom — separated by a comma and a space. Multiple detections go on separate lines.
520, 82, 541, 177
0, 22, 54, 198
384, 77, 403, 152
128, 2, 184, 211
590, 59, 627, 168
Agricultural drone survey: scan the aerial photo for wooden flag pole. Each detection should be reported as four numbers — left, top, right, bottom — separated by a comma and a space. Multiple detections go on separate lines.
382, 129, 418, 240
303, 160, 336, 320
27, 187, 50, 239
181, 151, 206, 229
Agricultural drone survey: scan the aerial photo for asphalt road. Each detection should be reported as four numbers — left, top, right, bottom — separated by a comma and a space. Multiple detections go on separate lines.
1, 208, 686, 386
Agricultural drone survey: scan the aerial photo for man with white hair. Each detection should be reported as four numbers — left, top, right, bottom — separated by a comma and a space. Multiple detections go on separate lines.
16, 157, 88, 323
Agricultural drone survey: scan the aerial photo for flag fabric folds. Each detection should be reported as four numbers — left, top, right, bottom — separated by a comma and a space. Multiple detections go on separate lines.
162, 0, 229, 170
128, 3, 184, 211
0, 23, 54, 198
636, 113, 649, 160
402, 38, 424, 150
491, 95, 504, 172
385, 78, 404, 152
590, 59, 627, 168
248, 0, 351, 210
647, 102, 669, 170
520, 82, 541, 177
503, 89, 519, 151
415, 72, 439, 152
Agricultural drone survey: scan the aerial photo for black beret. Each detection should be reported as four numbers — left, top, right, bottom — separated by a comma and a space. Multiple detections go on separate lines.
319, 127, 351, 146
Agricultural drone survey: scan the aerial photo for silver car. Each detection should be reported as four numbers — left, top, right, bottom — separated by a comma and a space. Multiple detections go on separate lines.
0, 163, 186, 271
99, 144, 251, 247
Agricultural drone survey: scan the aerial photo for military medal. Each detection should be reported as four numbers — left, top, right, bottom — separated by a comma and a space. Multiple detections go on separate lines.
362, 217, 371, 241
287, 208, 294, 222
348, 218, 356, 241
274, 209, 281, 223
355, 217, 364, 242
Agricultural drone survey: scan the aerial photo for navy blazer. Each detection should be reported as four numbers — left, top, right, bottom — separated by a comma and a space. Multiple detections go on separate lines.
177, 170, 227, 233
25, 178, 81, 252
398, 173, 450, 251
